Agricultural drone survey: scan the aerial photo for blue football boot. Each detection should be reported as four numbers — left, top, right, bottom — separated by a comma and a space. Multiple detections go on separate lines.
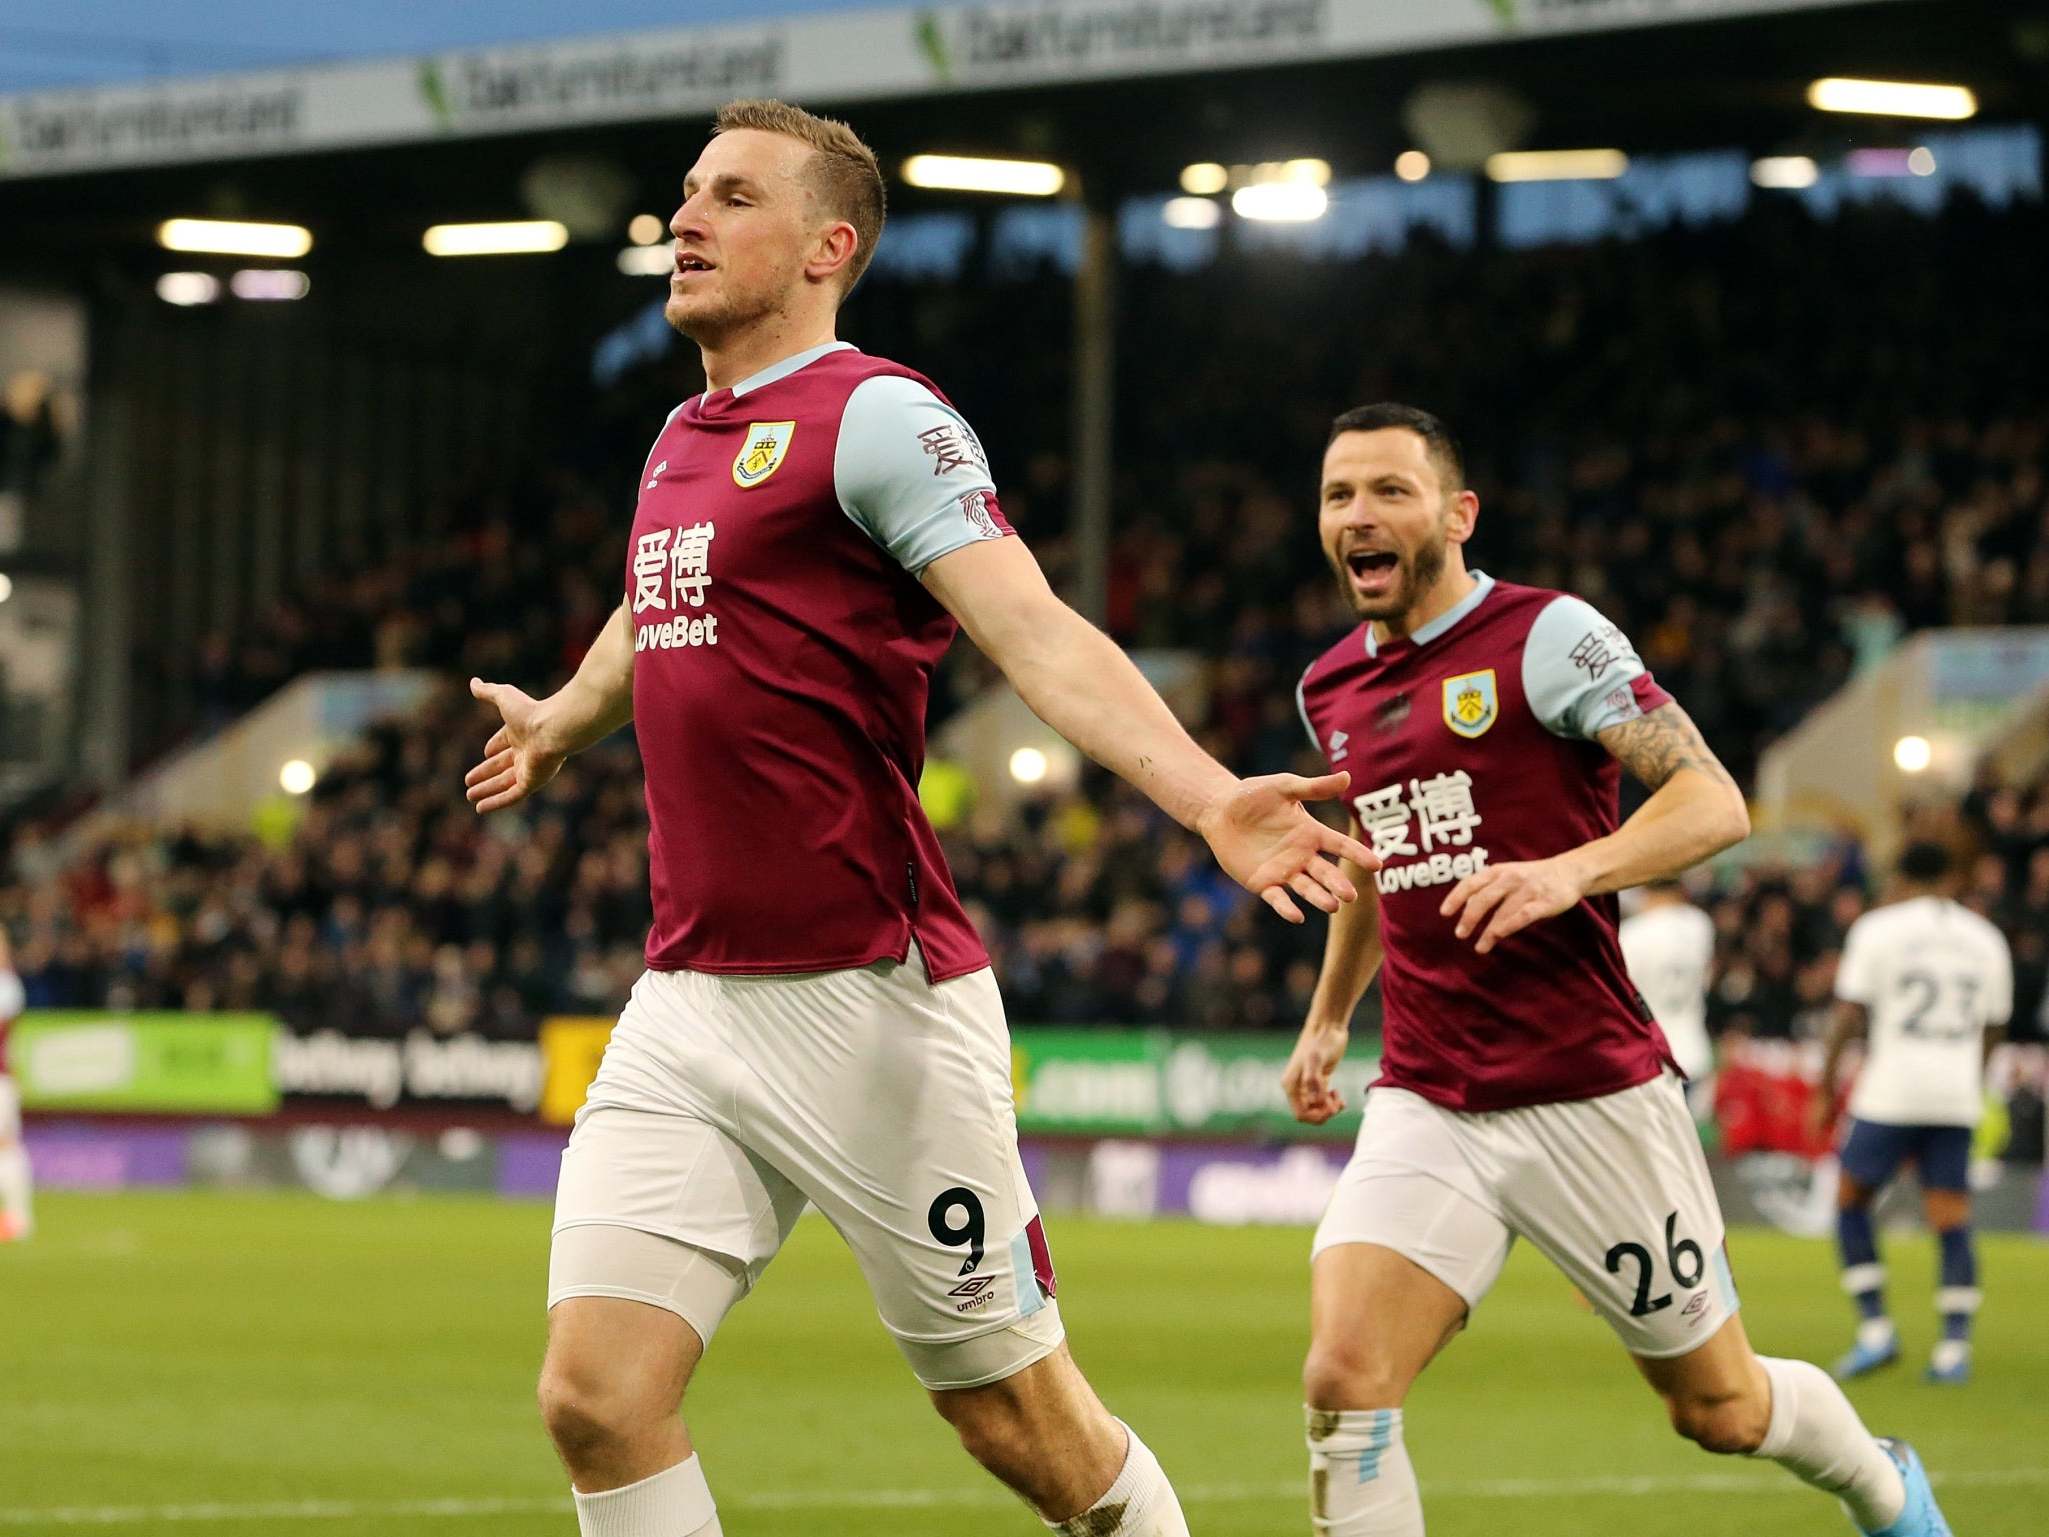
1924, 1342, 1971, 1385
1833, 1321, 1899, 1381
1857, 1439, 1952, 1537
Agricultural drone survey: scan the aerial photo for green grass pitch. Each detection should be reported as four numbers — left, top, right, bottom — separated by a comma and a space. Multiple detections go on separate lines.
2, 1191, 2043, 1534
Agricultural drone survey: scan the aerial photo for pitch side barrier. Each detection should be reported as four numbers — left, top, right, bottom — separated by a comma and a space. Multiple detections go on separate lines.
11, 1012, 2047, 1230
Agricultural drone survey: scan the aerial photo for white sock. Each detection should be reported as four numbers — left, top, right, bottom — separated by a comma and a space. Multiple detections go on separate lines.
1306, 1407, 1424, 1536
1047, 1421, 1189, 1537
0, 1144, 32, 1237
573, 1453, 720, 1537
1751, 1357, 1904, 1532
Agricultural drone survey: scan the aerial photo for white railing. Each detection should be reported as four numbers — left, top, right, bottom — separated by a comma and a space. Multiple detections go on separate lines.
1755, 628, 2049, 848
102, 670, 439, 833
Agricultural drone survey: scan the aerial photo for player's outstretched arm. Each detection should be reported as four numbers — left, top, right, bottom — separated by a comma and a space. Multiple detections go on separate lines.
922, 538, 1377, 922
1283, 823, 1383, 1124
1440, 701, 1749, 953
465, 600, 637, 814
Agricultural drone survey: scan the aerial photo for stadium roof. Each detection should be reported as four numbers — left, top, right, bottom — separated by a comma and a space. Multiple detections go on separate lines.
0, 0, 892, 94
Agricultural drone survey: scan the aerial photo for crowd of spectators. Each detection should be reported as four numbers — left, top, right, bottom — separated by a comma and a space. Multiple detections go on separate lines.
2, 192, 2045, 1054
4, 727, 2042, 1055
154, 196, 2049, 789
167, 486, 623, 740
4, 688, 651, 1038
1700, 779, 2049, 1046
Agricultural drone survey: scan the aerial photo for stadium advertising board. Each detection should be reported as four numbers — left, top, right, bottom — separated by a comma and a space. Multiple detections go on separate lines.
23, 1113, 2049, 1228
17, 1123, 191, 1190
12, 1012, 277, 1114
1012, 1028, 1372, 1139
13, 1013, 546, 1114
539, 1017, 615, 1124
272, 1026, 544, 1114
538, 1016, 1374, 1136
0, 0, 1898, 178
1039, 1137, 1352, 1223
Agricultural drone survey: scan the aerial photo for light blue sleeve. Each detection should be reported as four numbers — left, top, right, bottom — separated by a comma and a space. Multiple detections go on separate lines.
833, 374, 1008, 574
1521, 594, 1654, 740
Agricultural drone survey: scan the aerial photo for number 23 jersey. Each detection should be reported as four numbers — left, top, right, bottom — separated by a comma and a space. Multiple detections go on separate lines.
1297, 573, 1680, 1112
1834, 895, 2012, 1127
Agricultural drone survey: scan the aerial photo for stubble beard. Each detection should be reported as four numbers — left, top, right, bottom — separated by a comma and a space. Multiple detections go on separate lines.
1334, 531, 1449, 623
665, 280, 777, 344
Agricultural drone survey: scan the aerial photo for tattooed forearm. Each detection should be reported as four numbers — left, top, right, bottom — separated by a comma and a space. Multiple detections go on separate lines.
1595, 703, 1738, 793
1566, 700, 1748, 892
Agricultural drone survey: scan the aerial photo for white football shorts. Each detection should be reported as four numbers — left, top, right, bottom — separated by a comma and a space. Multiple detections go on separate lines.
548, 946, 1064, 1390
1312, 1072, 1739, 1358
0, 1075, 19, 1141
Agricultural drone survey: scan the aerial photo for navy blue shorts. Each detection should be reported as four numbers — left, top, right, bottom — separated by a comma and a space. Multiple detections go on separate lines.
1839, 1118, 1972, 1194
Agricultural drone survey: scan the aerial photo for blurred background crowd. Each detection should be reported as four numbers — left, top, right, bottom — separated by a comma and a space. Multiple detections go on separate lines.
2, 191, 2045, 1052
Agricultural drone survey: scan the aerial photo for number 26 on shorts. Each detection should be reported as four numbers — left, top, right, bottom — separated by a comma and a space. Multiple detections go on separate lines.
1604, 1210, 1705, 1318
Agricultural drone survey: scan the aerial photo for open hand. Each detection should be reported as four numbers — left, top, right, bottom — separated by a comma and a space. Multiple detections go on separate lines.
464, 678, 567, 813
1439, 855, 1586, 954
1197, 771, 1378, 923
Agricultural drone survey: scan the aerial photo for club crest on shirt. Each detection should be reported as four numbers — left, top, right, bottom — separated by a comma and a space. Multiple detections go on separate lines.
1442, 669, 1498, 739
732, 421, 796, 487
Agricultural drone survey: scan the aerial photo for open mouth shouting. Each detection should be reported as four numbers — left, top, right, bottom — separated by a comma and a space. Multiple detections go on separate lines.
1343, 545, 1402, 601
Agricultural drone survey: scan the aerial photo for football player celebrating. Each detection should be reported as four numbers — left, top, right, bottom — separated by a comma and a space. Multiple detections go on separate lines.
1283, 403, 1949, 1537
466, 100, 1373, 1537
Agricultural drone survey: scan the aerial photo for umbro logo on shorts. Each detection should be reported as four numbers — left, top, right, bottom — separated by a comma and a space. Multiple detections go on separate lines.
949, 1276, 998, 1313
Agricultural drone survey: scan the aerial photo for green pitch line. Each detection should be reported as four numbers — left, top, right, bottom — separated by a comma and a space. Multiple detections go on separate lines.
2, 1193, 2044, 1536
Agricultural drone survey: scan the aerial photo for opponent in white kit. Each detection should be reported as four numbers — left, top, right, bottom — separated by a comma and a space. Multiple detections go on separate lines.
1284, 403, 1951, 1536
1619, 879, 1718, 1110
464, 100, 1374, 1537
1819, 840, 2011, 1386
0, 929, 32, 1242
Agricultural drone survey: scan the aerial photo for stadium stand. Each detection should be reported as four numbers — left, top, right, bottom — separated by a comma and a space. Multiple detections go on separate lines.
6, 742, 2041, 1047
2, 194, 2045, 1053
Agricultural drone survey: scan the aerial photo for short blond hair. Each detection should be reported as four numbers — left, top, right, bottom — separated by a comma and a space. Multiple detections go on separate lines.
714, 99, 886, 293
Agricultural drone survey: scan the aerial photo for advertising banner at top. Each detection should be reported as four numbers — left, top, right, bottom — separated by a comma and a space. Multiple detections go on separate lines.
0, 0, 1896, 179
